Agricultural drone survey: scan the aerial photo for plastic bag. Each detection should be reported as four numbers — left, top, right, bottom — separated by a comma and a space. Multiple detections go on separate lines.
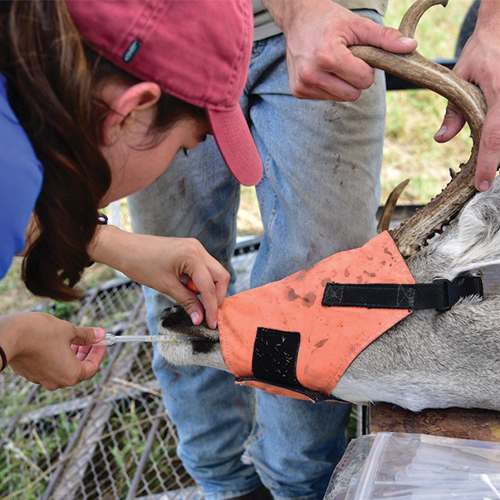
324, 432, 500, 500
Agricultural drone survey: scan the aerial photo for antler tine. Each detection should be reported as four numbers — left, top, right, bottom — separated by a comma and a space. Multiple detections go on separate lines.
377, 179, 410, 234
350, 0, 486, 258
398, 0, 448, 38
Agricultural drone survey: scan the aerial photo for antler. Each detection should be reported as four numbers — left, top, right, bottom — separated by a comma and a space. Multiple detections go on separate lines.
377, 179, 410, 233
351, 0, 487, 258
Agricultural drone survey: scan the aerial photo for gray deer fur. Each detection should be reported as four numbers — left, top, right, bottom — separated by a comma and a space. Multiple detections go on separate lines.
157, 176, 500, 413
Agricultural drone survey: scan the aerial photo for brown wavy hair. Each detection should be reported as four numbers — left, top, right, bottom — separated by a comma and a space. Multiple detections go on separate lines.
0, 0, 204, 301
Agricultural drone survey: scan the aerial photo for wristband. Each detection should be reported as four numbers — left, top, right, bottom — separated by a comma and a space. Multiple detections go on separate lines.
97, 212, 108, 225
87, 212, 109, 267
0, 346, 7, 373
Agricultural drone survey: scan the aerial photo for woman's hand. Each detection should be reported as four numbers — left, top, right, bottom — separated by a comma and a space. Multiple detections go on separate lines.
90, 226, 230, 329
0, 312, 106, 391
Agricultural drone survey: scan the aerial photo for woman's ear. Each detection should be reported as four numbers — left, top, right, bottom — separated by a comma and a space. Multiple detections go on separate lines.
101, 82, 162, 145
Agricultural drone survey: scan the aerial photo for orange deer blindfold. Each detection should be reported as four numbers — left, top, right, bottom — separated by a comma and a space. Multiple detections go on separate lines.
217, 231, 414, 402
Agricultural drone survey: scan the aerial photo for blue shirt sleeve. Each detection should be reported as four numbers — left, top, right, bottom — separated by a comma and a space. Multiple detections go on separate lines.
0, 73, 43, 281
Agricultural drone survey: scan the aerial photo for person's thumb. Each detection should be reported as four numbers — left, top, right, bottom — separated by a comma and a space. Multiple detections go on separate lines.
71, 327, 106, 346
434, 101, 465, 144
357, 23, 417, 54
179, 299, 205, 327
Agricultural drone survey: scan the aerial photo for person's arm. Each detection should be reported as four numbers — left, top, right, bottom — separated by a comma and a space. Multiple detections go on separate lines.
261, 0, 417, 102
0, 312, 106, 390
89, 225, 229, 329
0, 75, 43, 280
18, 219, 228, 329
435, 0, 500, 191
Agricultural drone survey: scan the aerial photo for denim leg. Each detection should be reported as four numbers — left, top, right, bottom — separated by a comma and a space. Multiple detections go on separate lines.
248, 14, 385, 286
242, 11, 386, 500
128, 143, 263, 500
146, 290, 259, 500
244, 398, 351, 500
128, 138, 239, 274
129, 8, 386, 499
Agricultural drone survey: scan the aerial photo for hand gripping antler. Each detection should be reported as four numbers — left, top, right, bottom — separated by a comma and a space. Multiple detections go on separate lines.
351, 0, 487, 258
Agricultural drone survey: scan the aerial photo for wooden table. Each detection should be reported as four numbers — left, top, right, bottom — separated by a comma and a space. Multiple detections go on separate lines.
369, 403, 500, 442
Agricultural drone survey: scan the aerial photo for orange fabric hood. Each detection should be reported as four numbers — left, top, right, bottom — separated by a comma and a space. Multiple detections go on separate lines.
217, 231, 415, 402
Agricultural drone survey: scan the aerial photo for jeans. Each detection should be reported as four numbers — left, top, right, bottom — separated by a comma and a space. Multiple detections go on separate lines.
128, 10, 385, 500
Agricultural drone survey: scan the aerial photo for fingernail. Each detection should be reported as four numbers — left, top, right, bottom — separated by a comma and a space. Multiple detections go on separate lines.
190, 312, 201, 325
93, 328, 106, 340
435, 125, 447, 139
213, 320, 218, 330
400, 36, 416, 45
479, 180, 490, 191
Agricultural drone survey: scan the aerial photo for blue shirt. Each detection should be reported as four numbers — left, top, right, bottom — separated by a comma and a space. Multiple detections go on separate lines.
0, 73, 43, 280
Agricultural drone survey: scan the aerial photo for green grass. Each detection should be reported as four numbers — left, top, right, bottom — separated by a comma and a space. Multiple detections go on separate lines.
385, 0, 471, 59
381, 0, 474, 205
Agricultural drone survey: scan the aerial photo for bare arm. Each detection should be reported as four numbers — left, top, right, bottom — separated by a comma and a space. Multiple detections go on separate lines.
18, 219, 228, 329
262, 0, 417, 101
435, 0, 500, 191
89, 225, 229, 329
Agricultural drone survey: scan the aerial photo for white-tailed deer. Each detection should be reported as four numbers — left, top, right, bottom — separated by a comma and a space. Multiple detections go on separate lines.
156, 0, 500, 413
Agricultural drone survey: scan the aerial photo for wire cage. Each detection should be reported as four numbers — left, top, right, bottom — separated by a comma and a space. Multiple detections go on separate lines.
0, 241, 259, 500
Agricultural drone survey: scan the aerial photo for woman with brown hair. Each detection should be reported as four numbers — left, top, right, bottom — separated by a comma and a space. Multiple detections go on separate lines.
0, 0, 261, 389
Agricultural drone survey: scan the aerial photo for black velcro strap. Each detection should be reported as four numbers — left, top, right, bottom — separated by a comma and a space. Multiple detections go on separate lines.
322, 273, 483, 312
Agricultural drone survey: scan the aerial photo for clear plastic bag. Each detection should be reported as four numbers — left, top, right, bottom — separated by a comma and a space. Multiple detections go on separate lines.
324, 433, 500, 500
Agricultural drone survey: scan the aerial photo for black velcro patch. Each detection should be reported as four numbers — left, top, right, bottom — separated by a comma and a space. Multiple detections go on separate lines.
252, 327, 301, 388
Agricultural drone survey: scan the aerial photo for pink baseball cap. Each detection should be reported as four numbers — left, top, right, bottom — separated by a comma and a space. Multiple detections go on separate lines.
66, 0, 263, 186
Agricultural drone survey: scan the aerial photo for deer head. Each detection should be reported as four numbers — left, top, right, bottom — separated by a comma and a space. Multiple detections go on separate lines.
156, 0, 494, 405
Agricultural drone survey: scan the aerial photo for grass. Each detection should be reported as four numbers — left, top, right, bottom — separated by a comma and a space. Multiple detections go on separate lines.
382, 0, 474, 204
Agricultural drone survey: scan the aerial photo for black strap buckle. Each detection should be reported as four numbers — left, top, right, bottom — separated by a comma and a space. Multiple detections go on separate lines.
433, 272, 483, 312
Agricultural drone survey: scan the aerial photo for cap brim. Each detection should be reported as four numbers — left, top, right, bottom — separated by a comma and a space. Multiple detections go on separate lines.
207, 107, 263, 187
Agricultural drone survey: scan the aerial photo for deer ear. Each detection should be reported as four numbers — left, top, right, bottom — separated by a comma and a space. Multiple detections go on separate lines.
433, 177, 500, 279
101, 82, 162, 145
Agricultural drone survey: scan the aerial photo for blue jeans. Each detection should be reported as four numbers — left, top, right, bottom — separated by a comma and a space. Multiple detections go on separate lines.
128, 10, 385, 500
